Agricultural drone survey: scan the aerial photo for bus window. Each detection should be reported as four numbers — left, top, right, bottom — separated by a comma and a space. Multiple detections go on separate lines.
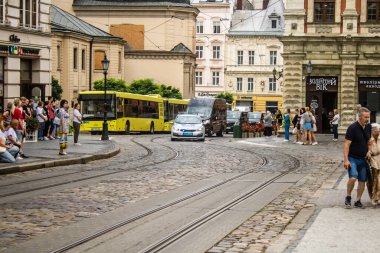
125, 99, 138, 118
79, 94, 116, 120
117, 97, 123, 118
138, 100, 159, 119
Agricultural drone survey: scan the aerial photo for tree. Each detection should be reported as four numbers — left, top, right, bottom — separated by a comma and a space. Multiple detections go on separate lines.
51, 77, 63, 100
93, 78, 128, 92
127, 79, 182, 99
216, 92, 233, 104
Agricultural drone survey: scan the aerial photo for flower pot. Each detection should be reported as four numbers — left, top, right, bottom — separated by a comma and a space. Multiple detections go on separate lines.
249, 132, 254, 138
242, 132, 249, 138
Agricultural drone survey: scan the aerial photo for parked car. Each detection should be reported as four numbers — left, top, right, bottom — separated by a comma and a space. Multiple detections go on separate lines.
248, 112, 264, 125
171, 114, 205, 141
186, 97, 227, 137
226, 110, 242, 134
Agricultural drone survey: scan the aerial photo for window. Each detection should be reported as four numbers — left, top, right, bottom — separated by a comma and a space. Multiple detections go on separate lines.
368, 1, 380, 22
0, 57, 4, 81
213, 21, 221, 33
249, 51, 255, 65
269, 78, 276, 91
20, 60, 31, 81
212, 72, 220, 85
237, 50, 243, 65
196, 21, 203, 33
118, 51, 122, 72
266, 101, 278, 114
81, 49, 86, 70
270, 51, 277, 65
1, 0, 5, 23
271, 20, 277, 28
314, 0, 335, 23
20, 0, 39, 28
248, 78, 254, 91
57, 45, 61, 69
124, 99, 159, 119
94, 51, 105, 70
213, 46, 220, 59
73, 48, 78, 70
196, 45, 203, 59
195, 71, 203, 85
237, 78, 242, 91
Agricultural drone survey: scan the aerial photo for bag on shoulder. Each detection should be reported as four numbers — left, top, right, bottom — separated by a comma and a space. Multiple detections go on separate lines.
3, 110, 12, 124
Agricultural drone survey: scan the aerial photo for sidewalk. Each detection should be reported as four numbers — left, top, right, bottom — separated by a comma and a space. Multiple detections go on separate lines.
0, 134, 120, 175
267, 156, 380, 253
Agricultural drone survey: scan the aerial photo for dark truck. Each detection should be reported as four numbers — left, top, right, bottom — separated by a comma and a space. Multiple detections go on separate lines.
187, 97, 227, 137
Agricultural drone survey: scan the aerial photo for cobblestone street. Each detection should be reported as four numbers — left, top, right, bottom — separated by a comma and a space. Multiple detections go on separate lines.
0, 134, 344, 253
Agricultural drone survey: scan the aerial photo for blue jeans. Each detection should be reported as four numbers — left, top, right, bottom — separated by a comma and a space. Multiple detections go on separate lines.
284, 124, 290, 140
332, 124, 338, 139
0, 146, 19, 163
348, 156, 367, 182
38, 122, 45, 140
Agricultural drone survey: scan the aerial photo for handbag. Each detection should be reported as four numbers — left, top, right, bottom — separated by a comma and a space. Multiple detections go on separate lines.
53, 116, 61, 126
292, 127, 297, 134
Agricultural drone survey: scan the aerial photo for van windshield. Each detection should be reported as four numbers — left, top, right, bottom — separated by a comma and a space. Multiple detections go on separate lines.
187, 107, 212, 117
248, 112, 262, 119
227, 111, 241, 119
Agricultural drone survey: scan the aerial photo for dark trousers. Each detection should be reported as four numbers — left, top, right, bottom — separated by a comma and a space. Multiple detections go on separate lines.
333, 124, 338, 139
73, 122, 81, 143
43, 119, 51, 137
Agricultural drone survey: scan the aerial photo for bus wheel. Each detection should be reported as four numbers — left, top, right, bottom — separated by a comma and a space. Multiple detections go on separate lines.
150, 123, 155, 134
125, 122, 130, 135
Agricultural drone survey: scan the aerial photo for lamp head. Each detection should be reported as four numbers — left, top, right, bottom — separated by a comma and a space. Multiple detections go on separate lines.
272, 68, 277, 78
102, 54, 110, 74
306, 60, 313, 76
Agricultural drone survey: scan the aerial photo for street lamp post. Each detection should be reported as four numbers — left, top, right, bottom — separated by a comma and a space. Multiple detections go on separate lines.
101, 54, 110, 141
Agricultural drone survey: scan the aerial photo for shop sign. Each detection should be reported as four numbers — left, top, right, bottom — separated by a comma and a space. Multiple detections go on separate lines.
307, 76, 338, 92
1, 45, 40, 56
310, 99, 319, 109
358, 77, 380, 92
197, 92, 217, 97
238, 96, 253, 100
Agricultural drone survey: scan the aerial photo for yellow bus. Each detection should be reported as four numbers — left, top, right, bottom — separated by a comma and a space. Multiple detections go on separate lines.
78, 91, 188, 134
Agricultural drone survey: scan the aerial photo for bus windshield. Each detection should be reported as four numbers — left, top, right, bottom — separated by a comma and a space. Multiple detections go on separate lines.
187, 106, 212, 117
79, 94, 116, 120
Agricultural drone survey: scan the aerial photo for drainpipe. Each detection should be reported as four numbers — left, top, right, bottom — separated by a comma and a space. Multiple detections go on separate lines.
89, 38, 94, 90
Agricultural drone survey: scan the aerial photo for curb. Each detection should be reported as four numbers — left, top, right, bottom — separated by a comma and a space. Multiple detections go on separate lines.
0, 146, 121, 175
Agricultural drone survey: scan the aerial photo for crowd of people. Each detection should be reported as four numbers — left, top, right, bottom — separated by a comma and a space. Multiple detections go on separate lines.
262, 107, 340, 145
0, 97, 83, 163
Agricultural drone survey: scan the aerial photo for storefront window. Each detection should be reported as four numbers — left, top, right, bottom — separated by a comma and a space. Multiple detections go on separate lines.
358, 77, 380, 122
266, 101, 278, 114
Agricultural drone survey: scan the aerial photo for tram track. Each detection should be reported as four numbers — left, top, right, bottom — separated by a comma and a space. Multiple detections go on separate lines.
44, 142, 299, 253
0, 137, 174, 199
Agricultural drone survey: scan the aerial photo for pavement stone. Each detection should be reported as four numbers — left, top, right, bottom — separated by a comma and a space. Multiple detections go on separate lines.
0, 134, 120, 174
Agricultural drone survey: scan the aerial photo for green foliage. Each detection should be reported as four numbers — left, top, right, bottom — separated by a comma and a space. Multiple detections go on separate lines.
92, 78, 182, 99
26, 117, 39, 132
93, 78, 128, 92
127, 79, 182, 99
52, 77, 63, 100
216, 92, 233, 104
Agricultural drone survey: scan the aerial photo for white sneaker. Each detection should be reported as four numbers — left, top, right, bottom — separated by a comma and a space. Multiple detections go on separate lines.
297, 141, 303, 144
293, 140, 297, 144
312, 142, 318, 145
16, 155, 23, 160
44, 137, 49, 141
74, 143, 82, 146
283, 139, 289, 142
333, 139, 338, 142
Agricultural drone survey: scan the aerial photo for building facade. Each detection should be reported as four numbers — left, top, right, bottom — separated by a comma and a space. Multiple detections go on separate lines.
225, 0, 284, 112
192, 0, 233, 98
0, 0, 51, 111
282, 0, 380, 132
51, 5, 124, 107
54, 0, 199, 99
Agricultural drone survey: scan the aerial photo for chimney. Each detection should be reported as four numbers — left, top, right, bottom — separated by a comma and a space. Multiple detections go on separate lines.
237, 0, 242, 10
263, 0, 270, 9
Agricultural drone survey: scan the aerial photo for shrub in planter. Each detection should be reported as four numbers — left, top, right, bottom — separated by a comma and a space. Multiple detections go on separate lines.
26, 118, 39, 133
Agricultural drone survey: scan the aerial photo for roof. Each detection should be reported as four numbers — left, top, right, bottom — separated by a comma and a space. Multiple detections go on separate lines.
228, 0, 284, 36
51, 5, 120, 39
73, 0, 192, 7
171, 43, 192, 53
